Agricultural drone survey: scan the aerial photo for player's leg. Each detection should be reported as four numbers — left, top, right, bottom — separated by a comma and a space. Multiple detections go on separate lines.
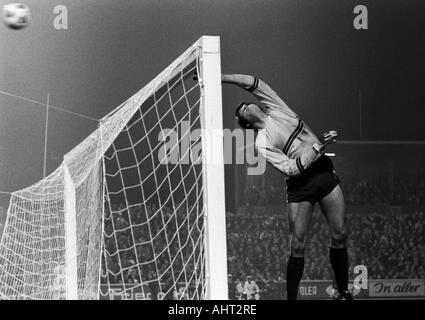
318, 184, 350, 296
286, 201, 314, 300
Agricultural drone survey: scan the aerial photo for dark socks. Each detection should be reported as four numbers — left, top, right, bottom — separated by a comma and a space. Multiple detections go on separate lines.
286, 256, 305, 300
330, 247, 349, 293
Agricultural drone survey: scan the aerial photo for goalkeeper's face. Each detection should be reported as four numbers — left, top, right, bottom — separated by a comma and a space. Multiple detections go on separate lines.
236, 103, 264, 129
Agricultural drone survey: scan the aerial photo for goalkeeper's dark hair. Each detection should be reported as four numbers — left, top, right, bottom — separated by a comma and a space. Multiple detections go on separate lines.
235, 102, 251, 129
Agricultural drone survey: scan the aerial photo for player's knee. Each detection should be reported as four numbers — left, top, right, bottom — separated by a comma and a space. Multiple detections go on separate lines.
290, 237, 306, 257
331, 227, 348, 247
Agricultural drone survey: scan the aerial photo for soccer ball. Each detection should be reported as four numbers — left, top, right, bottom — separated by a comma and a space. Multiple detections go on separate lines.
2, 3, 31, 30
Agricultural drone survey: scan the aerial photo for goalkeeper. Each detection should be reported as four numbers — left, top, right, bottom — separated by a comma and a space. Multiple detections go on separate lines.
222, 74, 351, 300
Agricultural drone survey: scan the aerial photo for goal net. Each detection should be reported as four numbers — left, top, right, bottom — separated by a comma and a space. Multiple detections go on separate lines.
0, 36, 228, 300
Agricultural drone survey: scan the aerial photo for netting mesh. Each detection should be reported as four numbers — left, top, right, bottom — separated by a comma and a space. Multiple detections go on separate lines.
100, 53, 206, 300
0, 167, 66, 299
0, 41, 208, 299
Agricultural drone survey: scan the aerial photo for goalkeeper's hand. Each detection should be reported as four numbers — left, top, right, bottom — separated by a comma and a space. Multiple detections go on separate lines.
313, 130, 337, 154
318, 130, 338, 148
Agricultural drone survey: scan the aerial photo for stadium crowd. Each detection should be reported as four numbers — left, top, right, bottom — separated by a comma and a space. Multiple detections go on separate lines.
232, 170, 425, 298
226, 207, 425, 299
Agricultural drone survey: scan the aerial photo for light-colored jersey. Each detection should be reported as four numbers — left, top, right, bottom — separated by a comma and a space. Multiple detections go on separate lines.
247, 77, 322, 177
244, 280, 259, 296
236, 282, 245, 299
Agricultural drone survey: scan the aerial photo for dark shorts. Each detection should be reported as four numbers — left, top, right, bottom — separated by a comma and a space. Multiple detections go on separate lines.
286, 155, 341, 204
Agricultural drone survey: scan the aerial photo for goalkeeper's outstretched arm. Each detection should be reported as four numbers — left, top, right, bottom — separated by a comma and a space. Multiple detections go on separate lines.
221, 74, 258, 91
221, 73, 287, 110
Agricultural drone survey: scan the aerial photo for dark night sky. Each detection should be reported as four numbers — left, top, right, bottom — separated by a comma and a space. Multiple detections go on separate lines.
0, 0, 424, 214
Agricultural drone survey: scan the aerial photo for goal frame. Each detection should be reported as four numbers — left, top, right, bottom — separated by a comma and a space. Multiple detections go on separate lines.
61, 36, 228, 300
198, 36, 228, 300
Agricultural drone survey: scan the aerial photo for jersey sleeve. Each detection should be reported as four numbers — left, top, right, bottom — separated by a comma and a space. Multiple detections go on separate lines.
246, 77, 296, 116
256, 134, 323, 177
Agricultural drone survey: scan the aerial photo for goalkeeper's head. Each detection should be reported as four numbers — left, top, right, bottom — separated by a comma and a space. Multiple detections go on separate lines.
235, 102, 266, 130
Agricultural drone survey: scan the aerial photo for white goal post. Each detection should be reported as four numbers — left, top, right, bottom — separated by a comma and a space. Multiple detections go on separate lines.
63, 164, 78, 300
0, 36, 228, 300
198, 36, 228, 300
